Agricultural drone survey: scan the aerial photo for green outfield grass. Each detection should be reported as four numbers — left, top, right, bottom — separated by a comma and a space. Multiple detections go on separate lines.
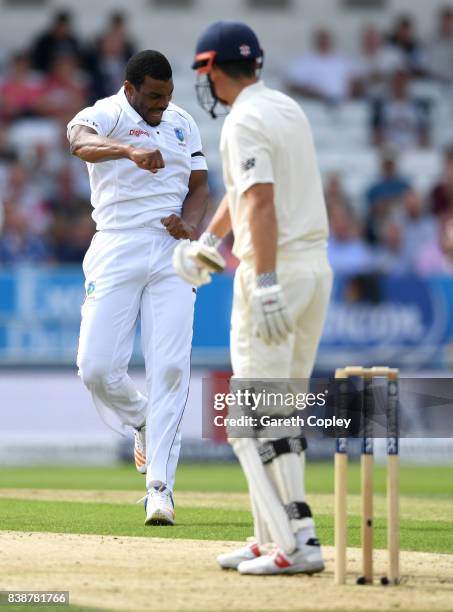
0, 462, 452, 497
0, 463, 452, 555
1, 497, 452, 553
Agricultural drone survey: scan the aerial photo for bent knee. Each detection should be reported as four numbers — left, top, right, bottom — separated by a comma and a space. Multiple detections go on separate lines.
78, 356, 111, 388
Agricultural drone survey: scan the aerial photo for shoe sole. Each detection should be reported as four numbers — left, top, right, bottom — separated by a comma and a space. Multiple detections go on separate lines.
239, 562, 325, 576
144, 510, 175, 526
284, 561, 325, 575
218, 556, 258, 570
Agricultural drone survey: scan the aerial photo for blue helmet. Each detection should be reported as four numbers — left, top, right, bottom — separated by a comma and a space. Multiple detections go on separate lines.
192, 21, 263, 118
192, 21, 263, 73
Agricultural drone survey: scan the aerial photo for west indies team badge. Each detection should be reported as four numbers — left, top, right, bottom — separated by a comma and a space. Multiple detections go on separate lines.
174, 128, 185, 143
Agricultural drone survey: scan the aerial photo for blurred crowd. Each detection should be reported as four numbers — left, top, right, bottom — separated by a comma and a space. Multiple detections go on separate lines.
283, 7, 453, 276
326, 146, 453, 276
1, 8, 453, 276
0, 10, 135, 265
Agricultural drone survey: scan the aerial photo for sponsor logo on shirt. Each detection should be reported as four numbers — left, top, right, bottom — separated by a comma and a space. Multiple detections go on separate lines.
129, 128, 150, 137
241, 157, 256, 172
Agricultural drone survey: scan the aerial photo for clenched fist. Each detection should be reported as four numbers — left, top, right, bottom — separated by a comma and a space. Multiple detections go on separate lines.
128, 147, 165, 173
161, 214, 195, 240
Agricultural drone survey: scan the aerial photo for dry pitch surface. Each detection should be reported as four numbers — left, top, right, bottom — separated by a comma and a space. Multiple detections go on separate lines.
1, 489, 453, 612
1, 531, 453, 612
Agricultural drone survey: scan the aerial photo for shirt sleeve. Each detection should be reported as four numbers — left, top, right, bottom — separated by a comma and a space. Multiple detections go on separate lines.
227, 118, 274, 195
186, 114, 208, 171
66, 101, 121, 140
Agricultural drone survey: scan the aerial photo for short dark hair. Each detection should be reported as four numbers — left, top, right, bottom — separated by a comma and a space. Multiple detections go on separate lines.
441, 6, 453, 18
217, 59, 257, 79
110, 11, 126, 26
54, 10, 71, 25
125, 50, 172, 88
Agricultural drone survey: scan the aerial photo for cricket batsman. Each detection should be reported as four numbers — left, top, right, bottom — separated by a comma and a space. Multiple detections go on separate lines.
173, 21, 333, 574
67, 50, 208, 526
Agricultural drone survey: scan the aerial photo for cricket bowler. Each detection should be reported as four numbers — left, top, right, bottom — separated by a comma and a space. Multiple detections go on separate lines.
173, 21, 333, 574
67, 50, 208, 526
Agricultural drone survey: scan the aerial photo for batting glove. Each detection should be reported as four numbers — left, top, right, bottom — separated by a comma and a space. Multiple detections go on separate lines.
172, 236, 225, 288
252, 281, 294, 345
192, 232, 226, 273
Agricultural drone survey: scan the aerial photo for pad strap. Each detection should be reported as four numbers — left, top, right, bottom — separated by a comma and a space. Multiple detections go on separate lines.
285, 501, 312, 521
258, 435, 307, 465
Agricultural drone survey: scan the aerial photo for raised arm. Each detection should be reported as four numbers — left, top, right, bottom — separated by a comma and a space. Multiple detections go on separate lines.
68, 125, 165, 173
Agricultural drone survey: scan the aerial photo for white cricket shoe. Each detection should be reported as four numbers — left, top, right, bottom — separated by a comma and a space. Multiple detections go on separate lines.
217, 539, 264, 570
237, 538, 324, 575
144, 484, 175, 526
134, 425, 146, 474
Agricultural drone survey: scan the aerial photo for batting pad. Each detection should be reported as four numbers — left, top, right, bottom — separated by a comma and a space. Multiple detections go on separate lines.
229, 437, 296, 554
267, 451, 315, 532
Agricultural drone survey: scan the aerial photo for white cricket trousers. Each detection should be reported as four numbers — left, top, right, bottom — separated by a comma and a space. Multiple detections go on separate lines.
231, 248, 333, 378
77, 228, 195, 492
229, 247, 333, 550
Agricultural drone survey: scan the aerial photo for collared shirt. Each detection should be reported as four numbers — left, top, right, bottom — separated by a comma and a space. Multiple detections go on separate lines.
220, 81, 328, 261
67, 88, 207, 230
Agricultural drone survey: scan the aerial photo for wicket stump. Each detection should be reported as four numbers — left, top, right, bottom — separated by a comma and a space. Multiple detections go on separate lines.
334, 366, 400, 586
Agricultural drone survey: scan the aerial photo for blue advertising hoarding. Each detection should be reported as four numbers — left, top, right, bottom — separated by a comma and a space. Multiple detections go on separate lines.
0, 267, 452, 369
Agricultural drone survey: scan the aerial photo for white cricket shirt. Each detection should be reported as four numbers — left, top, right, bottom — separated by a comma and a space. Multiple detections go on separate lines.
220, 81, 328, 261
67, 87, 207, 230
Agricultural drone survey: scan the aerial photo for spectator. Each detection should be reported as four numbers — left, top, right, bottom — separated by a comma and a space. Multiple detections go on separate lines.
428, 6, 453, 83
87, 12, 136, 100
401, 190, 438, 271
373, 219, 407, 274
0, 127, 18, 192
4, 162, 51, 234
327, 199, 373, 274
48, 164, 90, 219
102, 12, 135, 60
89, 33, 130, 100
416, 215, 453, 274
371, 69, 430, 149
30, 10, 84, 74
324, 172, 359, 217
386, 15, 427, 76
37, 54, 88, 123
0, 53, 44, 122
284, 28, 356, 103
430, 146, 453, 216
0, 201, 50, 264
51, 212, 94, 263
26, 141, 63, 200
44, 161, 95, 263
365, 147, 411, 243
354, 25, 405, 99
